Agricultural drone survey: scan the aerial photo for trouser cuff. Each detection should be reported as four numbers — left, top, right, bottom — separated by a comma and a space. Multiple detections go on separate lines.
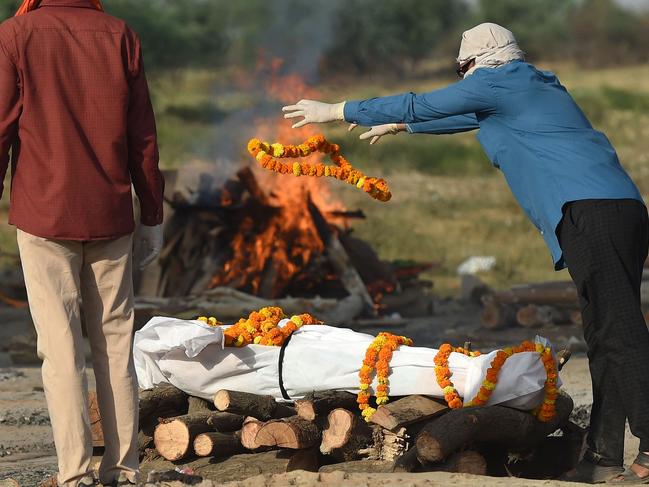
584, 448, 624, 467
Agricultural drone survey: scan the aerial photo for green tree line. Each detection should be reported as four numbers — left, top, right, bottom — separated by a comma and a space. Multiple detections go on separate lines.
0, 0, 648, 73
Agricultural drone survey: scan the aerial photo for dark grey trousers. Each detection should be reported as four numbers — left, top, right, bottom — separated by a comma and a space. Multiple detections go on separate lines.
558, 199, 649, 466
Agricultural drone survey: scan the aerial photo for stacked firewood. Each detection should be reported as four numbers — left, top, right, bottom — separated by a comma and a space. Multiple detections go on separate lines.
89, 386, 582, 480
481, 273, 649, 330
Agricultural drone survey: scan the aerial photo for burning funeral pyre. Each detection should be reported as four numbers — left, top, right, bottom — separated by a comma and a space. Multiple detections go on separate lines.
135, 164, 435, 325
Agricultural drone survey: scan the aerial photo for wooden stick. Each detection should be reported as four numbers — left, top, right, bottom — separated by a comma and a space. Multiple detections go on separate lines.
154, 414, 215, 461
240, 417, 267, 451
188, 396, 214, 414
139, 385, 188, 421
369, 395, 448, 432
320, 408, 374, 461
213, 390, 294, 420
295, 391, 359, 421
416, 393, 573, 464
193, 431, 245, 458
481, 301, 518, 329
206, 412, 245, 432
255, 416, 321, 449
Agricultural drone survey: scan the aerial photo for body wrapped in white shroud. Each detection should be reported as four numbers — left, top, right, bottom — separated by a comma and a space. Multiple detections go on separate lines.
134, 317, 556, 410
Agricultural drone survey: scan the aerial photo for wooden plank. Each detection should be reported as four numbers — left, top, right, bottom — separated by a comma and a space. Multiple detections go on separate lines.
370, 395, 448, 432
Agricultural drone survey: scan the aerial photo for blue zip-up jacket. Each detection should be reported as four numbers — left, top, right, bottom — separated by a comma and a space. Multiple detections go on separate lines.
344, 60, 643, 270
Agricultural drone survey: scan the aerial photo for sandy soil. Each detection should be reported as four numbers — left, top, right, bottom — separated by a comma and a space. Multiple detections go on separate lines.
0, 305, 641, 487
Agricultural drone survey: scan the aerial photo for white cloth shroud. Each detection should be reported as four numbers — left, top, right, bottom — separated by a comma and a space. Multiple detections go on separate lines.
134, 317, 560, 410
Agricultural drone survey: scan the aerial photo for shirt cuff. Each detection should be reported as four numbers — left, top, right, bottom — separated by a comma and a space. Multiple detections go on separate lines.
343, 101, 361, 123
140, 211, 163, 226
405, 123, 414, 134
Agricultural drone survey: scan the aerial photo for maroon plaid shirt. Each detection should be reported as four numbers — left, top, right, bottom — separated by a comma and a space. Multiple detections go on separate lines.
0, 0, 163, 240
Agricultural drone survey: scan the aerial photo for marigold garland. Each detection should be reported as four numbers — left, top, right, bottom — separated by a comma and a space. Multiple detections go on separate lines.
247, 135, 392, 202
433, 340, 559, 422
357, 332, 413, 421
199, 307, 322, 348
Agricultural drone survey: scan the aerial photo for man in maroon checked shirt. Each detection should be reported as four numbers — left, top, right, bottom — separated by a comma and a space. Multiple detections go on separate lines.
0, 1, 165, 485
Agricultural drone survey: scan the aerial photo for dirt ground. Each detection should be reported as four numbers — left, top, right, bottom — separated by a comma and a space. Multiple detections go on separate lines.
0, 304, 640, 487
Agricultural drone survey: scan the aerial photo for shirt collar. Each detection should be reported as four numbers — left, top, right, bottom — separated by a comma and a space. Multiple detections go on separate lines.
39, 0, 97, 9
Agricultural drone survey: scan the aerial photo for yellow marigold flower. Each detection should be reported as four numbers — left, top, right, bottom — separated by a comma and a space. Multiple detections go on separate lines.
356, 177, 366, 189
442, 386, 455, 395
197, 316, 208, 323
359, 383, 369, 391
503, 347, 514, 356
290, 315, 304, 327
234, 336, 245, 347
270, 143, 284, 157
254, 336, 262, 344
483, 381, 496, 390
208, 317, 220, 327
535, 343, 544, 353
361, 407, 377, 421
292, 162, 301, 177
255, 151, 267, 162
376, 396, 389, 405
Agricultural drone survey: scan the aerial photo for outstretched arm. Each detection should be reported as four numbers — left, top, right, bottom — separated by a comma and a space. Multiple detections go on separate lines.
351, 114, 479, 145
406, 114, 479, 135
344, 76, 493, 126
283, 74, 493, 129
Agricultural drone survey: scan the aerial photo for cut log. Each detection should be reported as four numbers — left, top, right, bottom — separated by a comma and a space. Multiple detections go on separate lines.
139, 385, 188, 421
214, 390, 294, 420
295, 391, 359, 421
193, 431, 245, 458
369, 395, 448, 432
391, 446, 421, 473
87, 391, 104, 448
320, 408, 374, 461
516, 304, 553, 328
487, 282, 579, 306
481, 302, 518, 329
256, 416, 321, 449
153, 413, 217, 461
445, 450, 487, 475
416, 393, 574, 464
188, 396, 214, 414
240, 417, 268, 451
206, 412, 245, 432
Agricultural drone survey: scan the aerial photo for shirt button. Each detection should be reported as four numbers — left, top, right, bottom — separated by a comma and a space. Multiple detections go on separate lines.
540, 230, 545, 235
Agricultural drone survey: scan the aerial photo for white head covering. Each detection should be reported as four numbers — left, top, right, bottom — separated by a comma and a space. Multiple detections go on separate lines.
457, 23, 524, 77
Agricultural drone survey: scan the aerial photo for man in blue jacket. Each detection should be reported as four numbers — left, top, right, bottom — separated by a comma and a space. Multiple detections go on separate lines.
284, 23, 649, 483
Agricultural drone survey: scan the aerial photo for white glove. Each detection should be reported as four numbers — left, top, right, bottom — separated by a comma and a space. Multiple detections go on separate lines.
350, 123, 403, 145
136, 224, 164, 270
282, 100, 346, 129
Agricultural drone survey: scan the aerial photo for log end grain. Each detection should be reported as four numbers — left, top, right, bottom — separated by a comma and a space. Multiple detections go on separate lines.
154, 419, 190, 461
320, 408, 354, 452
193, 433, 214, 457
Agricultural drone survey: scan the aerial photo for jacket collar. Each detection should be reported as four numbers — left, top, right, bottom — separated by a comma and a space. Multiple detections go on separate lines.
39, 0, 97, 9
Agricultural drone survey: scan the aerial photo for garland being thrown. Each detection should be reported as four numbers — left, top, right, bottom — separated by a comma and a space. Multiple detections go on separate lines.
247, 135, 392, 202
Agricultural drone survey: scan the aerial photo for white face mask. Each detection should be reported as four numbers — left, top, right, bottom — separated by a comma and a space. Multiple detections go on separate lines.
457, 23, 524, 77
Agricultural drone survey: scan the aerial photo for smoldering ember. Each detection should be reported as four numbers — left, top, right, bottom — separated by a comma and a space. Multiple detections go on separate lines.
2, 2, 649, 487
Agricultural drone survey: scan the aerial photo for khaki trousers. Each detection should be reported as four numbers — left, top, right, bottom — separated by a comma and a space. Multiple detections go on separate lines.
17, 230, 139, 486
